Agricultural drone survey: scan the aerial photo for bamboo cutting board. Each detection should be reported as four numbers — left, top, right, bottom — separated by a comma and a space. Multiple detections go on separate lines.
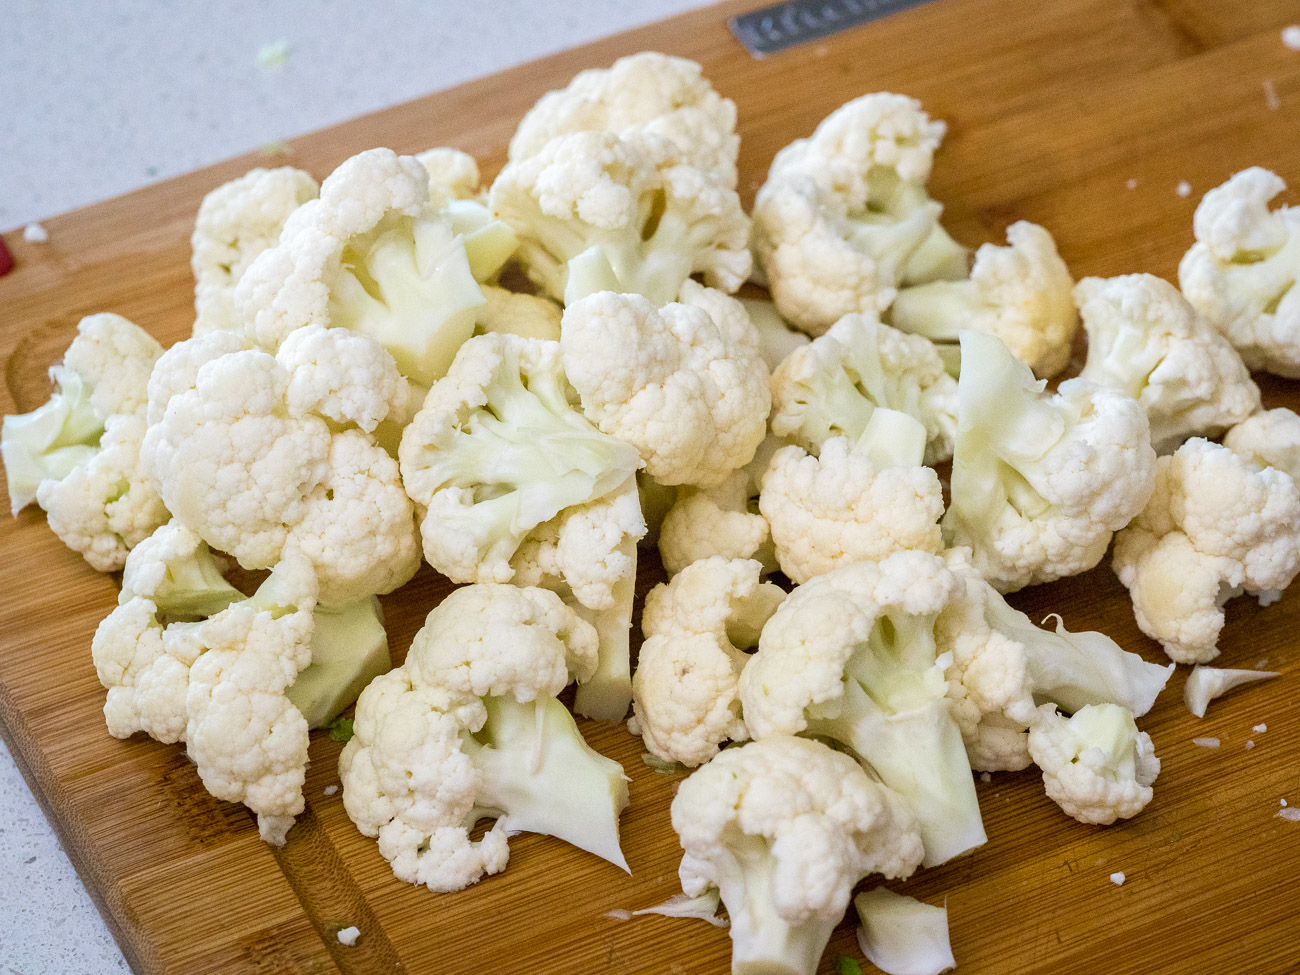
3, 0, 1300, 972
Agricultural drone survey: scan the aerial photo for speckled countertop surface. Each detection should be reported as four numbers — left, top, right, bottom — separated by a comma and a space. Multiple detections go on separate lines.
0, 2, 709, 970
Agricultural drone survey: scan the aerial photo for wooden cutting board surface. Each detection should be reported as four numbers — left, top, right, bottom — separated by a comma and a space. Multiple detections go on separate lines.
3, 1, 1300, 972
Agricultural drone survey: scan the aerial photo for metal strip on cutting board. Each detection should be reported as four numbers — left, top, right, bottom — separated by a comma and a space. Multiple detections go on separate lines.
730, 0, 937, 56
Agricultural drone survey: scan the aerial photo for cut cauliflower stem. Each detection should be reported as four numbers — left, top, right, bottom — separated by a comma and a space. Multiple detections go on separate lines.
235, 148, 513, 385
1027, 703, 1160, 825
140, 329, 420, 607
632, 557, 785, 767
560, 288, 769, 488
671, 736, 923, 975
760, 409, 944, 585
339, 585, 630, 892
943, 331, 1156, 592
1112, 437, 1300, 663
939, 548, 1172, 771
191, 166, 319, 334
1179, 167, 1300, 377
508, 51, 740, 188
1183, 665, 1279, 718
854, 888, 956, 975
1076, 274, 1259, 453
489, 130, 750, 306
739, 553, 987, 867
769, 313, 957, 465
752, 93, 966, 337
890, 221, 1078, 378
2, 314, 168, 570
739, 298, 811, 371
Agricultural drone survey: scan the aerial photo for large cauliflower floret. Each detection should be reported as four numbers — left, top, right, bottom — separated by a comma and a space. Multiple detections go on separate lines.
943, 331, 1156, 592
490, 130, 751, 306
890, 221, 1078, 378
560, 289, 769, 487
339, 584, 630, 893
508, 51, 740, 187
759, 411, 944, 584
633, 558, 785, 767
2, 313, 168, 570
769, 313, 958, 465
1076, 273, 1259, 453
191, 166, 320, 334
739, 552, 986, 867
1179, 167, 1300, 377
752, 93, 956, 336
235, 147, 507, 385
939, 548, 1172, 772
141, 329, 419, 606
1112, 437, 1300, 663
671, 735, 923, 975
1027, 703, 1160, 825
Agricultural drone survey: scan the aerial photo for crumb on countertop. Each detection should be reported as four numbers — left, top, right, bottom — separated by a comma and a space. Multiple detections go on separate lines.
324, 784, 339, 796
1176, 181, 1192, 198
1110, 872, 1126, 886
1192, 736, 1220, 749
336, 926, 361, 946
1283, 25, 1300, 50
23, 222, 48, 243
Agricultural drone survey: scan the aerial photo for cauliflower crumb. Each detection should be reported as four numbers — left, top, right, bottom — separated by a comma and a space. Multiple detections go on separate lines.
1278, 808, 1300, 822
1245, 740, 1255, 750
1283, 799, 1289, 807
323, 785, 339, 796
1283, 25, 1300, 50
257, 40, 291, 69
1254, 723, 1268, 733
1177, 181, 1192, 198
979, 772, 992, 784
336, 926, 361, 946
23, 223, 48, 243
1126, 178, 1138, 190
1192, 737, 1220, 748
604, 909, 633, 921
1264, 79, 1281, 110
1110, 872, 1126, 886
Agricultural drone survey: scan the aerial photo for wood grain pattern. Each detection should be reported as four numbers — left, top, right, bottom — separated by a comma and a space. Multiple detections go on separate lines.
3, 0, 1300, 972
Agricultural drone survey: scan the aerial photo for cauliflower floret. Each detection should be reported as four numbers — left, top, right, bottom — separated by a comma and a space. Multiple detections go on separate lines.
671, 736, 923, 975
191, 166, 319, 334
414, 147, 481, 200
632, 557, 785, 767
276, 323, 408, 433
474, 286, 562, 341
490, 130, 750, 306
943, 331, 1156, 592
760, 411, 944, 584
1179, 168, 1300, 377
339, 584, 629, 892
890, 221, 1078, 378
1027, 703, 1160, 825
1223, 407, 1300, 481
769, 313, 957, 465
1076, 274, 1259, 452
1112, 437, 1300, 663
508, 51, 740, 187
560, 289, 769, 487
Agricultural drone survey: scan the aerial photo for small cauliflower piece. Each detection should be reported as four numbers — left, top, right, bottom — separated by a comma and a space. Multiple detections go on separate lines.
1223, 407, 1300, 481
560, 289, 769, 487
1113, 437, 1300, 663
1183, 665, 1279, 718
890, 221, 1078, 378
760, 410, 944, 584
508, 51, 740, 187
1027, 703, 1160, 825
287, 595, 391, 729
943, 331, 1156, 592
474, 286, 562, 341
339, 584, 630, 892
740, 552, 986, 867
191, 166, 319, 334
632, 557, 785, 767
854, 888, 956, 975
414, 147, 482, 200
1076, 274, 1259, 452
671, 736, 923, 975
738, 298, 811, 371
769, 313, 957, 465
490, 130, 751, 306
1179, 168, 1300, 377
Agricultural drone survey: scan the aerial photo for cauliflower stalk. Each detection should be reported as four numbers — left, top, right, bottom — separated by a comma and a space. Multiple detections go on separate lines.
739, 298, 811, 371
1183, 665, 1279, 719
854, 888, 956, 975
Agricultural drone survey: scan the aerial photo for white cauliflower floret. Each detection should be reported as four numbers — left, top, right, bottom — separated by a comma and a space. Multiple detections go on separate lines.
769, 313, 957, 465
1223, 407, 1300, 481
739, 553, 986, 867
414, 147, 481, 200
474, 286, 562, 341
276, 324, 408, 433
1077, 273, 1259, 452
671, 736, 923, 975
508, 51, 740, 187
890, 221, 1078, 378
235, 148, 499, 384
191, 166, 319, 334
1112, 437, 1300, 663
560, 289, 769, 487
1027, 703, 1160, 825
738, 298, 812, 371
1179, 167, 1300, 377
490, 130, 750, 306
632, 558, 785, 767
760, 411, 944, 584
339, 585, 629, 892
943, 331, 1156, 592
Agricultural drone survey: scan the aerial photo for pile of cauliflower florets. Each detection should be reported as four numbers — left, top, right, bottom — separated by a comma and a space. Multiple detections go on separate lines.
4, 51, 1298, 975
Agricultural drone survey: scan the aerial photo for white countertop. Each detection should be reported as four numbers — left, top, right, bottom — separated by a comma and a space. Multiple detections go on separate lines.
0, 1, 713, 970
